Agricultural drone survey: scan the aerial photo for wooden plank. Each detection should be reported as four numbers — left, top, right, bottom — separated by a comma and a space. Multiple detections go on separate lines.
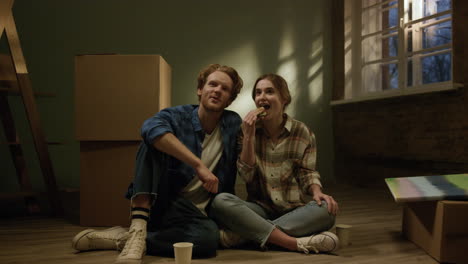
0, 0, 63, 215
0, 191, 39, 199
3, 7, 27, 74
0, 93, 30, 191
0, 184, 440, 264
0, 93, 41, 214
15, 73, 63, 216
0, 141, 63, 145
0, 0, 14, 38
0, 87, 56, 97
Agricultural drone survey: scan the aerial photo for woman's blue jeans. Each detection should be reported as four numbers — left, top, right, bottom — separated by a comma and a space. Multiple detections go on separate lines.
209, 193, 335, 247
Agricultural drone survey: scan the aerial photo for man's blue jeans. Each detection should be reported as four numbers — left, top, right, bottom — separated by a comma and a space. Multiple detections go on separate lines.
210, 193, 335, 247
126, 143, 219, 258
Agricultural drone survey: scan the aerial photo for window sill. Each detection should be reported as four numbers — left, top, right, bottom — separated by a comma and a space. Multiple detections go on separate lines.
330, 82, 464, 106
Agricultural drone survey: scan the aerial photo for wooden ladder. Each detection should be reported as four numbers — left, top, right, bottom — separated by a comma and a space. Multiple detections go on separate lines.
0, 0, 63, 216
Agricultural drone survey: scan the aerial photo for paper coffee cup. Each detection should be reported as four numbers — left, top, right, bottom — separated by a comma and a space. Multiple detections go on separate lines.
173, 242, 193, 264
335, 224, 352, 247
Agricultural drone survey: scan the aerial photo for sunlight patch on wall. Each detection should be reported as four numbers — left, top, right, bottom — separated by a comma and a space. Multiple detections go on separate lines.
278, 20, 294, 61
277, 20, 298, 117
279, 61, 298, 118
307, 35, 324, 104
307, 58, 324, 104
308, 72, 323, 104
309, 36, 323, 61
307, 58, 323, 79
221, 42, 260, 118
344, 3, 353, 99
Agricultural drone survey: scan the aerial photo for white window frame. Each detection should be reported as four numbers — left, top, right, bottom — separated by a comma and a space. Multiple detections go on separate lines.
332, 0, 462, 106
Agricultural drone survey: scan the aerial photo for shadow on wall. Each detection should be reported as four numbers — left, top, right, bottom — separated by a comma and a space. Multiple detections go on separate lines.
2, 0, 334, 193
245, 1, 333, 183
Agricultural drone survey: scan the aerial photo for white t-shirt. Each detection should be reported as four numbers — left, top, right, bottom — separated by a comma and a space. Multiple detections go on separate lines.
180, 125, 223, 215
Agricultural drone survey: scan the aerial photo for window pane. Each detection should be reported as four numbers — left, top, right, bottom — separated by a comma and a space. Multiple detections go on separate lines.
422, 20, 452, 49
407, 29, 413, 52
383, 33, 398, 57
382, 63, 399, 90
363, 33, 398, 62
408, 0, 451, 23
362, 62, 399, 92
362, 1, 398, 36
422, 52, 451, 84
362, 36, 378, 62
362, 0, 380, 8
383, 1, 398, 28
362, 5, 382, 36
406, 19, 451, 53
362, 0, 398, 11
423, 0, 451, 17
363, 63, 382, 93
407, 60, 413, 86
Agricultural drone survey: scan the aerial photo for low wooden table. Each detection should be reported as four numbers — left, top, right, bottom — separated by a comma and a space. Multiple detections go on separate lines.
385, 174, 468, 263
385, 174, 468, 203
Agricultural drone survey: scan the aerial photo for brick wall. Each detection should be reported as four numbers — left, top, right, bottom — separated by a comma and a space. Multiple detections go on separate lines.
332, 0, 468, 187
333, 89, 468, 187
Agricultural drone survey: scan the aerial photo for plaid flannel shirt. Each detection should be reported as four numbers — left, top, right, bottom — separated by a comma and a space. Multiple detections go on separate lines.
237, 114, 322, 214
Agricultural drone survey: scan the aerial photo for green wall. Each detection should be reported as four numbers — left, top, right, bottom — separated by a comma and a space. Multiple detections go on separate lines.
0, 0, 335, 192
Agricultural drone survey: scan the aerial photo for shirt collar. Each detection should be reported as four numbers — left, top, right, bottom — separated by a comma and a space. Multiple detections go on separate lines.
191, 105, 227, 133
283, 114, 293, 133
191, 105, 203, 133
256, 114, 292, 136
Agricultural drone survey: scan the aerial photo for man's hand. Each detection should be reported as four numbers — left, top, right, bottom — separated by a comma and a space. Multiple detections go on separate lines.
153, 133, 219, 193
195, 164, 219, 193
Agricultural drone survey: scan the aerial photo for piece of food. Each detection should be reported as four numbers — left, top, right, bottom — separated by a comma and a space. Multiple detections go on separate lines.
257, 105, 270, 117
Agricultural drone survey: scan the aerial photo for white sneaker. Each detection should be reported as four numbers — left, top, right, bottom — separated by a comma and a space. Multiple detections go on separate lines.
115, 220, 147, 264
72, 226, 128, 251
219, 229, 246, 248
297, 231, 339, 254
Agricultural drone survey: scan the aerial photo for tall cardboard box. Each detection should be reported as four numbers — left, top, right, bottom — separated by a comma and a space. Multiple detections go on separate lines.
75, 54, 171, 227
75, 54, 171, 141
403, 201, 468, 263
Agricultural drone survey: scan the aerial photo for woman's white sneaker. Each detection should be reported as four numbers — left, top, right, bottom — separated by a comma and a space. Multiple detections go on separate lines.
296, 231, 340, 254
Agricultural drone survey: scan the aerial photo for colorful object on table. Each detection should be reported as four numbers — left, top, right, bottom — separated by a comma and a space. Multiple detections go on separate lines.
385, 174, 468, 203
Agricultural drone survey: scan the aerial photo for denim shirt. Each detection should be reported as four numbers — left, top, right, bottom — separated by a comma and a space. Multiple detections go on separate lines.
141, 104, 241, 195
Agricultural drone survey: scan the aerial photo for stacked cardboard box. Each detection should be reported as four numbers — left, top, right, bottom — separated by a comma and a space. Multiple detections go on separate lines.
75, 55, 171, 227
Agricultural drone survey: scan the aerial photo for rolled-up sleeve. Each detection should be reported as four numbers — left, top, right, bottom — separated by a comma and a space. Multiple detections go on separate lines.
236, 128, 257, 183
237, 158, 256, 183
140, 109, 174, 146
296, 130, 322, 194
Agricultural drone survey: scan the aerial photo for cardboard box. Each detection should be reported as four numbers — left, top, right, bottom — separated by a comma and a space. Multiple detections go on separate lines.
79, 141, 141, 227
403, 200, 468, 263
75, 54, 171, 141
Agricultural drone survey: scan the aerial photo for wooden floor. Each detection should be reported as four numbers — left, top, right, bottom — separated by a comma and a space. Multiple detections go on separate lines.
0, 184, 438, 264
